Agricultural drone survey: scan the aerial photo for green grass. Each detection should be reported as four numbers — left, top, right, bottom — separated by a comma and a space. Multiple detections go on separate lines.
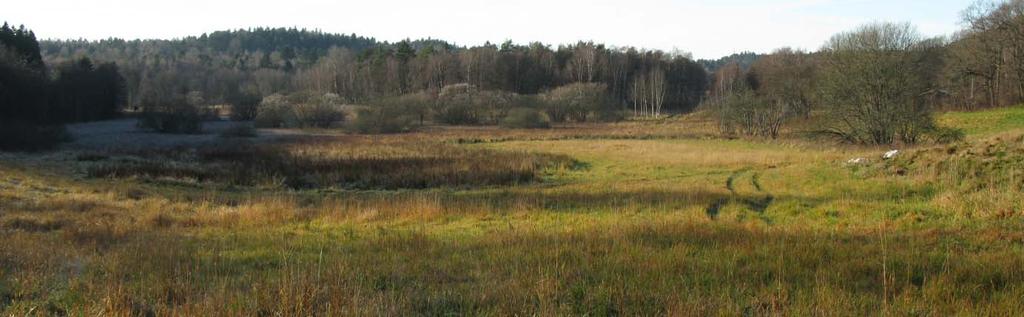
938, 104, 1024, 136
1, 111, 1023, 314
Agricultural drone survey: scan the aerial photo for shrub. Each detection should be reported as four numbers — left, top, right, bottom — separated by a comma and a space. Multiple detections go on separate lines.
349, 107, 417, 134
254, 93, 345, 128
433, 103, 478, 125
137, 92, 204, 134
542, 100, 569, 123
353, 94, 431, 134
500, 108, 550, 129
429, 84, 530, 126
710, 88, 786, 138
543, 83, 618, 123
593, 106, 625, 122
290, 101, 344, 128
434, 84, 482, 125
477, 90, 517, 125
227, 93, 261, 121
0, 121, 71, 152
254, 94, 289, 128
927, 126, 965, 144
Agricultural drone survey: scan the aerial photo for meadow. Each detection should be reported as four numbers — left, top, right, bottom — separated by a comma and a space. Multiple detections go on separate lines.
1, 107, 1024, 315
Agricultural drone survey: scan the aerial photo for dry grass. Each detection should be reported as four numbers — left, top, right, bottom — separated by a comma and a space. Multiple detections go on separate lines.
1, 109, 1023, 315
874, 132, 1024, 219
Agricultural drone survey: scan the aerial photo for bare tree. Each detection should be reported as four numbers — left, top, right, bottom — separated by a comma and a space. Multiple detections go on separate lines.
984, 0, 1024, 101
820, 22, 934, 144
567, 42, 603, 83
748, 48, 817, 117
953, 1, 1012, 107
647, 66, 666, 117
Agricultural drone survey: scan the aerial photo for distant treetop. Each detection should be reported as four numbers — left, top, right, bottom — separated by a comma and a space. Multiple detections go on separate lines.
698, 52, 764, 73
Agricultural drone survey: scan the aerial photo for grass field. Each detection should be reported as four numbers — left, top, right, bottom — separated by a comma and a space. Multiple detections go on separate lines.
1, 108, 1023, 315
936, 104, 1024, 137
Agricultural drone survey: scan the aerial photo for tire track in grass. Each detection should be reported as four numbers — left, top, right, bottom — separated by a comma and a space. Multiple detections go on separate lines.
706, 168, 775, 220
744, 172, 774, 214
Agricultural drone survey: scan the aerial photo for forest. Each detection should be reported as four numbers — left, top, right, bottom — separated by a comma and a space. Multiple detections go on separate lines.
0, 0, 1016, 146
0, 0, 1018, 147
39, 27, 708, 113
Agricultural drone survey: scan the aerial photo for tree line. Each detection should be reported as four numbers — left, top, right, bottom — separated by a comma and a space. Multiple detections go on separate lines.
1, 22, 127, 150
8, 0, 1024, 147
40, 28, 709, 116
706, 0, 1024, 144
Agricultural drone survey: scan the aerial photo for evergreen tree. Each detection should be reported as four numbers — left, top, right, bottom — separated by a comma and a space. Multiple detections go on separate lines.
395, 40, 416, 93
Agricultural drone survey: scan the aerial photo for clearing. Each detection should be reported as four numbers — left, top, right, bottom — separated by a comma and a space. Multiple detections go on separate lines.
1, 110, 1023, 315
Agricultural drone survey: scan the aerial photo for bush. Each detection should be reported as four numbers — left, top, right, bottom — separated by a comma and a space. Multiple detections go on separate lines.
227, 93, 262, 121
543, 83, 618, 123
0, 121, 71, 152
390, 92, 432, 125
477, 90, 517, 124
433, 103, 478, 125
137, 99, 204, 135
429, 84, 529, 126
593, 107, 625, 122
927, 126, 966, 144
254, 93, 345, 128
500, 108, 550, 129
290, 101, 344, 128
710, 88, 786, 138
254, 94, 289, 128
434, 84, 482, 125
349, 107, 417, 134
137, 91, 204, 134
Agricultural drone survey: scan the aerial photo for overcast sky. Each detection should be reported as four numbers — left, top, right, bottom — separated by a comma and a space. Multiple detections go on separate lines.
7, 0, 973, 59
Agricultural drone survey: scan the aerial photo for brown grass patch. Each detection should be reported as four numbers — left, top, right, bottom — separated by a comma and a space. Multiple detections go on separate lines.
87, 137, 578, 190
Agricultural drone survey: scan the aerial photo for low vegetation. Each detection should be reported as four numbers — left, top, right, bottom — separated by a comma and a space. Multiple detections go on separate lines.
500, 107, 551, 129
4, 1, 1024, 314
543, 82, 622, 123
137, 109, 204, 134
348, 106, 418, 134
0, 121, 70, 151
878, 132, 1024, 216
2, 106, 1023, 315
254, 92, 345, 128
86, 137, 577, 190
218, 123, 258, 138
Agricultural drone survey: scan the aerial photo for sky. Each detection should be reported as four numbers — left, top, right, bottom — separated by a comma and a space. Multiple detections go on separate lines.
7, 0, 975, 59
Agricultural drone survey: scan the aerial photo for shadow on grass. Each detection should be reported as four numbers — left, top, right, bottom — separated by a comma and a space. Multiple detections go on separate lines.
5, 220, 1016, 316
445, 188, 822, 219
83, 139, 580, 190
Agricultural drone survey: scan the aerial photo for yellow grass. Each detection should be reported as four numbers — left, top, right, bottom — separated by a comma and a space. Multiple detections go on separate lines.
1, 110, 1022, 315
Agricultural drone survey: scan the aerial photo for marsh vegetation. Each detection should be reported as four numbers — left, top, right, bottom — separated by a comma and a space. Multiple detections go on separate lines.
2, 106, 1024, 315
